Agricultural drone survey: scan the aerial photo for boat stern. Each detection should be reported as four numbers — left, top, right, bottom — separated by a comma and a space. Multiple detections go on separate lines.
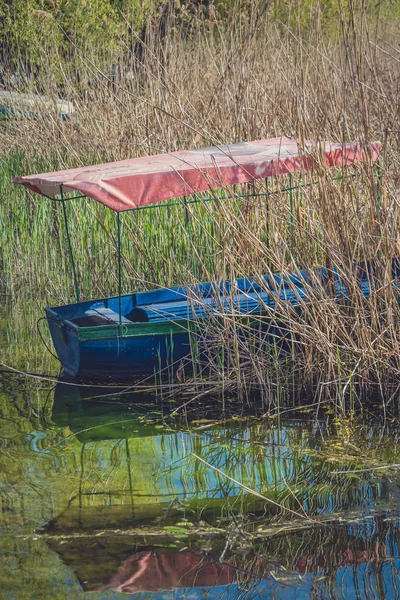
45, 307, 81, 376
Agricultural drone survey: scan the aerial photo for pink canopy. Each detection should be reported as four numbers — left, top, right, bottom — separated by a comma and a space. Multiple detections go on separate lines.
13, 137, 381, 212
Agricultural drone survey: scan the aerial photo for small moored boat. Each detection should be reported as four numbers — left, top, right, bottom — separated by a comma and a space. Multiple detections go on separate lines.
0, 90, 73, 119
14, 137, 382, 379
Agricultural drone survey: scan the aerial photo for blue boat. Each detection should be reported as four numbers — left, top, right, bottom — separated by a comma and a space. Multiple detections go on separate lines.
14, 136, 383, 379
43, 270, 320, 378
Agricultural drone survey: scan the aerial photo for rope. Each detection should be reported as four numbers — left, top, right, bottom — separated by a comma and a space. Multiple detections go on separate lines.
36, 317, 61, 362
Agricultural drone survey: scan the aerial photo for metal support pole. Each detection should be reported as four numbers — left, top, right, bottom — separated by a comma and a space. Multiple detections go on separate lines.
117, 212, 122, 327
184, 196, 197, 278
60, 185, 80, 303
376, 161, 382, 250
265, 178, 270, 252
125, 439, 135, 517
376, 160, 382, 216
289, 173, 294, 251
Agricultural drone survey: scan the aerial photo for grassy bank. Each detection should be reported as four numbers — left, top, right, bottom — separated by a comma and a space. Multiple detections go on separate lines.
1, 2, 400, 408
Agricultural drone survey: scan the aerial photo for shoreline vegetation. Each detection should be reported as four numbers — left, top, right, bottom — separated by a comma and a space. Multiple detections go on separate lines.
1, 0, 400, 411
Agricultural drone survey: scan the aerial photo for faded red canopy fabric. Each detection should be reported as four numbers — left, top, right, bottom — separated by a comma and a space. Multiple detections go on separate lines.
99, 551, 236, 593
13, 137, 381, 212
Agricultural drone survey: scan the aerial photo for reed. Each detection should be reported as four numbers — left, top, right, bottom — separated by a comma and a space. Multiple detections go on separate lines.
0, 2, 399, 408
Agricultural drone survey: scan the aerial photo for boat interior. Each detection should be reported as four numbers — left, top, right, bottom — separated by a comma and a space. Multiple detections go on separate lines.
45, 260, 399, 330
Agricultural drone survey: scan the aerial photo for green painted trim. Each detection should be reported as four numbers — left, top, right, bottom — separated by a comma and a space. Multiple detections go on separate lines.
77, 319, 187, 341
75, 306, 297, 342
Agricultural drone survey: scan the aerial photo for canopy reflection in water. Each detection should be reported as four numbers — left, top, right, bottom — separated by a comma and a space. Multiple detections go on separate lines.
43, 516, 400, 597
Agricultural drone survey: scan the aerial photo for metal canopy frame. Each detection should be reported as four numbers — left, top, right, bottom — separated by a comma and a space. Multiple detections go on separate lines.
53, 164, 381, 329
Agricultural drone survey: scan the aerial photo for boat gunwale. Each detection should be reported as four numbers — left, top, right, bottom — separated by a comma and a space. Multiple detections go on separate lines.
46, 305, 193, 342
46, 307, 276, 342
46, 259, 396, 344
76, 319, 189, 341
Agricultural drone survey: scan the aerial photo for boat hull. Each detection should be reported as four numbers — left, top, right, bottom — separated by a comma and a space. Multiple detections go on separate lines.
45, 261, 400, 380
46, 315, 194, 379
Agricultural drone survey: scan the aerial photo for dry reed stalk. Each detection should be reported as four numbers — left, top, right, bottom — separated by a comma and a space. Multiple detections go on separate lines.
0, 3, 399, 406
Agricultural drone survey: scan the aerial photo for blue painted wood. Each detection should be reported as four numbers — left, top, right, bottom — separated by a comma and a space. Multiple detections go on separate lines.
45, 259, 400, 380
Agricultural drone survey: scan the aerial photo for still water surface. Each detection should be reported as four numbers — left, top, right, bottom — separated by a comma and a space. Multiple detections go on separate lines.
2, 367, 400, 599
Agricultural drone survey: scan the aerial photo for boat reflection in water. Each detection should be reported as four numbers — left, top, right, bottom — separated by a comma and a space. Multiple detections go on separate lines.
43, 381, 400, 598
47, 380, 243, 594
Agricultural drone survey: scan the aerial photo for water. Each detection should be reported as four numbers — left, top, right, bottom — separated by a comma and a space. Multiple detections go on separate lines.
2, 367, 400, 600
